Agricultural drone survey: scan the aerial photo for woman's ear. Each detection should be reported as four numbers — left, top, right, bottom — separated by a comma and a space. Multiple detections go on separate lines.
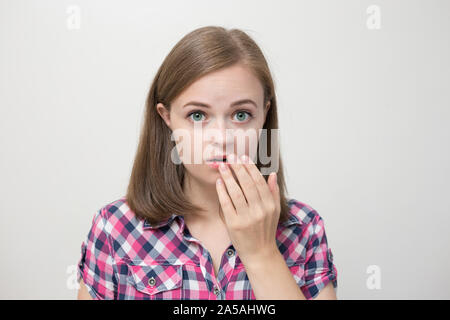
156, 103, 172, 129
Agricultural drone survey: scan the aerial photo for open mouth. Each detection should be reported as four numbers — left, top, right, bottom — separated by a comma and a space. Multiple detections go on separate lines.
206, 155, 227, 162
207, 156, 227, 162
206, 155, 229, 169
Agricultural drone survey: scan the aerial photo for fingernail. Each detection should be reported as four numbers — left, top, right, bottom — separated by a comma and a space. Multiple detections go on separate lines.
219, 162, 227, 171
216, 178, 222, 185
240, 154, 248, 163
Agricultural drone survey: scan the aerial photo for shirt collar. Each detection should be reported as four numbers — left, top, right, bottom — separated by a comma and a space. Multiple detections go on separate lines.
143, 213, 180, 230
143, 210, 303, 230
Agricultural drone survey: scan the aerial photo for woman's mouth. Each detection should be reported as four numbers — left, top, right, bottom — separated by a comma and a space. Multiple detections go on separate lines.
206, 156, 230, 169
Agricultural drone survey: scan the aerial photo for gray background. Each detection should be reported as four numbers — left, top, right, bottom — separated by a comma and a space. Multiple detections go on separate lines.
1, 0, 449, 299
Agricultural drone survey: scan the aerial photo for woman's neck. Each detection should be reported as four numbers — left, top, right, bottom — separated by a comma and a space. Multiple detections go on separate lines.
182, 174, 225, 227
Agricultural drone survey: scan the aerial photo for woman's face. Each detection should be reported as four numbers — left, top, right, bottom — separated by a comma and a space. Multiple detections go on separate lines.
157, 63, 270, 186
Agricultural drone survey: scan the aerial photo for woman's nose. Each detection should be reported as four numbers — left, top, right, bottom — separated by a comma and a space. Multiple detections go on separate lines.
205, 120, 229, 144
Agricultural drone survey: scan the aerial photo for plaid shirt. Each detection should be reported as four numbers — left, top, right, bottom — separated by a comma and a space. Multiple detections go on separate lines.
77, 196, 338, 300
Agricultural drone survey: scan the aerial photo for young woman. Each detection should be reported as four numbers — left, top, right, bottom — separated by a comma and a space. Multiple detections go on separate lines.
76, 26, 338, 300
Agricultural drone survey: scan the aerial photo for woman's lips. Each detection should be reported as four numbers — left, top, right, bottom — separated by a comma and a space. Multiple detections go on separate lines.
206, 160, 231, 169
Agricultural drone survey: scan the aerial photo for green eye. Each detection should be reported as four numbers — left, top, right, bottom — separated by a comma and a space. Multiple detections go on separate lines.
234, 111, 252, 122
187, 110, 253, 123
189, 111, 205, 122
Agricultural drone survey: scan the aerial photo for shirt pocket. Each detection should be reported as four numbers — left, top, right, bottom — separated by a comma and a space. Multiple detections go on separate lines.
125, 261, 184, 300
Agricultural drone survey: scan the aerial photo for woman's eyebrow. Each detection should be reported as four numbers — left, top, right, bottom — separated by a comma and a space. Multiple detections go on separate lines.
182, 99, 257, 109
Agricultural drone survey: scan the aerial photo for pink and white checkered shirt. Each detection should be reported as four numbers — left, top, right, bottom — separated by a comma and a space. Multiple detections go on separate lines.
77, 196, 338, 300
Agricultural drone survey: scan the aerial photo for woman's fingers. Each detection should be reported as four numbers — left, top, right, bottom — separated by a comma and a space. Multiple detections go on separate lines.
215, 177, 238, 227
240, 155, 276, 210
226, 154, 261, 206
217, 160, 248, 213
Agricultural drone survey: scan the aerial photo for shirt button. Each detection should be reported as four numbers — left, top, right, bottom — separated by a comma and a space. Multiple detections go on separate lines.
148, 277, 156, 286
226, 249, 235, 257
213, 286, 221, 296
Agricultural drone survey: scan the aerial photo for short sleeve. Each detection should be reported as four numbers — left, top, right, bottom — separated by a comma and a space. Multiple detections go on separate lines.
76, 208, 117, 300
300, 216, 338, 299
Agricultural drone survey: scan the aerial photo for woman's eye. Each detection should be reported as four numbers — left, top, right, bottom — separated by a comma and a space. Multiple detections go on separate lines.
233, 111, 253, 122
188, 111, 206, 122
187, 110, 253, 123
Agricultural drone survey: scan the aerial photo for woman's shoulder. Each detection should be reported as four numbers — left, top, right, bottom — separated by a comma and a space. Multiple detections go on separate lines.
283, 197, 325, 228
93, 196, 326, 235
92, 196, 144, 235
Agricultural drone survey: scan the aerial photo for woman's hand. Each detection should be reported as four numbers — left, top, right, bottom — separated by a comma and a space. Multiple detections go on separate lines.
215, 153, 281, 265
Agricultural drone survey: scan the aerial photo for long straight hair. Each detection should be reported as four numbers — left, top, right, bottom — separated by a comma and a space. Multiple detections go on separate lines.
126, 26, 291, 226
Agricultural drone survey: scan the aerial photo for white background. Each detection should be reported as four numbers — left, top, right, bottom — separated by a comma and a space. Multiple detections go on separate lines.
1, 0, 449, 299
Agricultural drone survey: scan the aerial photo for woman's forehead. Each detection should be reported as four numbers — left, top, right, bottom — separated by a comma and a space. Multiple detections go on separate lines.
172, 65, 265, 109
